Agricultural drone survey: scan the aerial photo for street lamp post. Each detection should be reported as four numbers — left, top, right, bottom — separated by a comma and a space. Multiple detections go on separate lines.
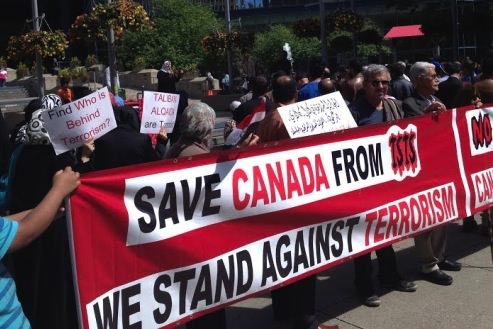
320, 0, 328, 65
451, 0, 458, 60
31, 0, 44, 97
105, 0, 118, 95
225, 0, 233, 84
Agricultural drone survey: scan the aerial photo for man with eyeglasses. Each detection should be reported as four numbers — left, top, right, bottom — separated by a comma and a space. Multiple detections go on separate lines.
403, 61, 447, 116
349, 64, 417, 307
403, 61, 461, 286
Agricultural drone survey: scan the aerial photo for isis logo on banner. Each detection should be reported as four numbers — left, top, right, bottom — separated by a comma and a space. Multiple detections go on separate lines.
387, 124, 420, 180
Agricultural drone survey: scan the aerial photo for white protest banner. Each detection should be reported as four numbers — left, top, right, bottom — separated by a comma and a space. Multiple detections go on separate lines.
41, 87, 117, 155
141, 91, 180, 134
278, 91, 357, 139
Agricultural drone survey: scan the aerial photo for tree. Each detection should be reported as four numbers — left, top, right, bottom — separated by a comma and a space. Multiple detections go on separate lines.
116, 0, 220, 71
252, 25, 320, 74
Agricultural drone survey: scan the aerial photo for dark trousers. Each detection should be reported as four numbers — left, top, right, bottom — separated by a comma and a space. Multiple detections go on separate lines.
271, 275, 317, 329
187, 309, 227, 329
354, 245, 401, 296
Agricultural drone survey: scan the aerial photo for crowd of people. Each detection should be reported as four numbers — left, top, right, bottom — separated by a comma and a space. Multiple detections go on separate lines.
1, 53, 492, 329
224, 53, 492, 315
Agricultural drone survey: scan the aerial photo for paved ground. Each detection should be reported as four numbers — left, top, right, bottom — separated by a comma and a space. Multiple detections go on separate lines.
222, 214, 493, 329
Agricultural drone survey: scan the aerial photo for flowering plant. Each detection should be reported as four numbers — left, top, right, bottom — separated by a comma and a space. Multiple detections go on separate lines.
7, 30, 68, 61
291, 18, 320, 38
202, 31, 254, 55
328, 10, 364, 33
69, 0, 153, 42
202, 31, 228, 55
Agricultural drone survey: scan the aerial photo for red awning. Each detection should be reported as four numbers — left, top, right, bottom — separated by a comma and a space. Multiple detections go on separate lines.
384, 25, 424, 39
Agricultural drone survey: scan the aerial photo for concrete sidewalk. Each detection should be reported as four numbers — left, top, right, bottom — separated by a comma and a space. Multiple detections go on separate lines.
223, 216, 493, 329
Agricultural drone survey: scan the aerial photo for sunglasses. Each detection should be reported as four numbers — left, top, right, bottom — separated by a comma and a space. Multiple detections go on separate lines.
370, 80, 390, 87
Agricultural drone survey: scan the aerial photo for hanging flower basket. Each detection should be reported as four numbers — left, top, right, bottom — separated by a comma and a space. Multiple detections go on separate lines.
69, 0, 153, 42
202, 31, 228, 56
7, 30, 68, 62
291, 18, 321, 38
202, 31, 255, 56
328, 10, 364, 33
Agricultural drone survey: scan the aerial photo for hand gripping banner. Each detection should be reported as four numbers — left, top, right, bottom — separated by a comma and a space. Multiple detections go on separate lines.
67, 105, 493, 329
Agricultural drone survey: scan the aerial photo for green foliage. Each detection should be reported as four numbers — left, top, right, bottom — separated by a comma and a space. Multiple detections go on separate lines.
328, 31, 353, 52
69, 1, 153, 42
58, 66, 88, 81
252, 25, 320, 72
116, 0, 220, 71
16, 62, 29, 78
69, 57, 82, 69
201, 31, 255, 56
357, 20, 382, 44
291, 18, 320, 38
7, 30, 68, 62
357, 44, 391, 58
84, 54, 98, 67
132, 56, 146, 71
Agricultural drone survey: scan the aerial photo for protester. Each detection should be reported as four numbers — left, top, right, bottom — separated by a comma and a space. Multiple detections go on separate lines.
298, 62, 326, 101
10, 98, 42, 146
157, 60, 180, 94
432, 59, 449, 82
92, 105, 158, 170
0, 110, 11, 176
206, 72, 215, 92
295, 71, 309, 90
57, 76, 74, 104
349, 64, 417, 307
454, 55, 493, 236
0, 67, 7, 87
253, 74, 338, 329
461, 57, 478, 84
240, 52, 256, 82
403, 62, 447, 116
9, 98, 80, 328
161, 102, 227, 329
473, 52, 493, 103
104, 64, 120, 94
339, 59, 364, 103
1, 167, 80, 328
221, 73, 231, 92
163, 102, 215, 158
318, 78, 337, 96
389, 61, 414, 101
403, 61, 460, 286
436, 61, 464, 109
233, 75, 271, 124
